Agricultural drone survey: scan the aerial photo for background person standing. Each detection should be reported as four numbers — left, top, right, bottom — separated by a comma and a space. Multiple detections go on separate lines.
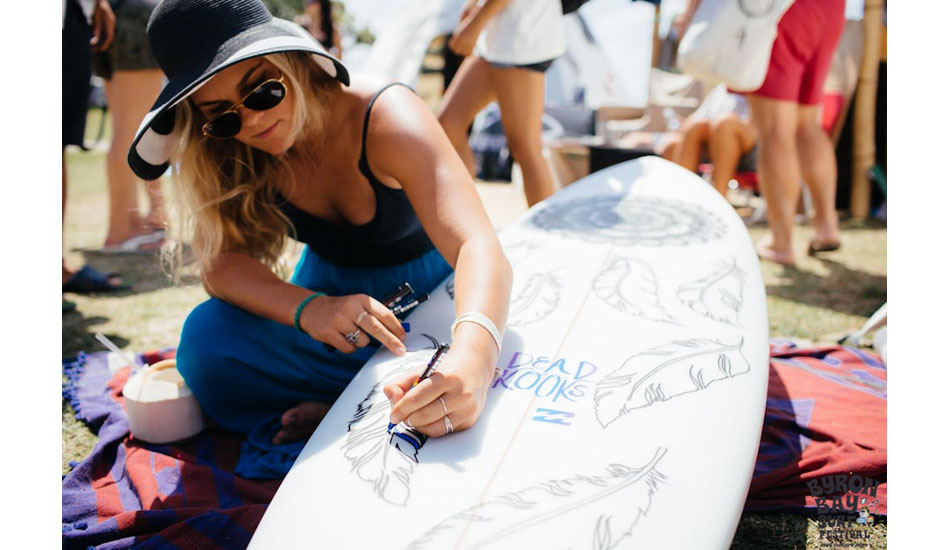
94, 0, 167, 253
437, 0, 566, 207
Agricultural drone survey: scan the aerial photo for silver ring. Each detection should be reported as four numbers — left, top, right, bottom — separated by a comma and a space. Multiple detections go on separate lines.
345, 330, 361, 345
405, 418, 414, 429
439, 396, 448, 416
444, 415, 454, 435
355, 310, 368, 327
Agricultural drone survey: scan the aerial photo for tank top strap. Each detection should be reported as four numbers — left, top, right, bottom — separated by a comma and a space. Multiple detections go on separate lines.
358, 82, 413, 186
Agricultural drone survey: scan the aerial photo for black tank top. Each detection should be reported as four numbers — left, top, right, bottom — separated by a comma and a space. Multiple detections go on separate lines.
275, 84, 435, 268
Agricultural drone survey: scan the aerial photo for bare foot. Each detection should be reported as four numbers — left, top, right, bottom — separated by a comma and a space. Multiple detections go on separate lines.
273, 401, 332, 445
756, 235, 795, 266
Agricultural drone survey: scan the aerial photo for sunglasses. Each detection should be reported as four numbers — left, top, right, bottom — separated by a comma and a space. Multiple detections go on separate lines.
201, 73, 286, 139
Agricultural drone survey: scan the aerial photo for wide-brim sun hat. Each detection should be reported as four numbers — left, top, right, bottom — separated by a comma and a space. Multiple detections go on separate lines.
128, 0, 350, 181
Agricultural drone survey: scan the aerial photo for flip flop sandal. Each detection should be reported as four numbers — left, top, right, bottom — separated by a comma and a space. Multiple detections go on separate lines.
807, 240, 841, 256
99, 229, 166, 255
62, 265, 130, 294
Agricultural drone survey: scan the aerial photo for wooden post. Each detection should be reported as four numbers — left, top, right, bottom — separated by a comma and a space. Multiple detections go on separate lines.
651, 3, 661, 68
851, 0, 884, 219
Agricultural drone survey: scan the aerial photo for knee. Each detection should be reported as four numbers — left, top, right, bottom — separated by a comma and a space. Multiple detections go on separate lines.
505, 131, 542, 162
681, 118, 711, 139
756, 122, 796, 150
795, 121, 829, 148
176, 299, 236, 394
711, 114, 741, 137
659, 134, 682, 160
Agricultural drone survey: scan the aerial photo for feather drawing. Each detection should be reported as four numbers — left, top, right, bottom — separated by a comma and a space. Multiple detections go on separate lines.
508, 273, 563, 327
594, 339, 750, 428
405, 448, 667, 550
502, 240, 540, 265
341, 351, 433, 506
445, 275, 455, 300
593, 256, 677, 324
676, 259, 746, 326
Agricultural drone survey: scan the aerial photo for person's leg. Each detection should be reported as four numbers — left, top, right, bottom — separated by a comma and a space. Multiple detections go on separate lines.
795, 105, 840, 247
63, 150, 73, 284
747, 94, 801, 265
103, 69, 165, 247
143, 179, 166, 230
674, 118, 711, 172
487, 65, 555, 206
436, 56, 496, 176
658, 132, 683, 162
708, 114, 757, 196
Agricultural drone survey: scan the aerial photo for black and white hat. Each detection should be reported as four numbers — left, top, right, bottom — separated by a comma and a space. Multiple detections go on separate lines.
128, 0, 350, 180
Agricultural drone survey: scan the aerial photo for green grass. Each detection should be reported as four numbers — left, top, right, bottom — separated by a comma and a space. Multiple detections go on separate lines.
62, 124, 886, 548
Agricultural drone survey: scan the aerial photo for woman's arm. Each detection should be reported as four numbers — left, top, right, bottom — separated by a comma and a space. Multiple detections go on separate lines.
366, 86, 513, 437
673, 0, 703, 38
202, 252, 407, 355
449, 0, 511, 56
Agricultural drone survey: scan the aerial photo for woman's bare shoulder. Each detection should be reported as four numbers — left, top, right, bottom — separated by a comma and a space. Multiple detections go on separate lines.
340, 73, 399, 102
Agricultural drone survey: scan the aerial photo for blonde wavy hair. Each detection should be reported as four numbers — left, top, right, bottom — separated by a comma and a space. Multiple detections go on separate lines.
162, 51, 339, 282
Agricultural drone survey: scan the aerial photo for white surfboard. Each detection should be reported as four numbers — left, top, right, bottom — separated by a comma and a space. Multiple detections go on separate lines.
249, 157, 769, 549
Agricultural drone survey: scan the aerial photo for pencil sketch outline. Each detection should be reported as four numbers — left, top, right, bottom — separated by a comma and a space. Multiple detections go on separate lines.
501, 239, 542, 265
593, 255, 678, 324
405, 448, 668, 550
529, 195, 726, 246
594, 338, 750, 428
507, 271, 564, 327
341, 344, 438, 506
676, 258, 746, 327
445, 274, 455, 300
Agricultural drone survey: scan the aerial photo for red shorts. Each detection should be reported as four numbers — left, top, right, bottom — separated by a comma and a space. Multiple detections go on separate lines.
753, 0, 846, 105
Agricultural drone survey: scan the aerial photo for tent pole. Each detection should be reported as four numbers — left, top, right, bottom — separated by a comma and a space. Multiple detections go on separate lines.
850, 0, 884, 219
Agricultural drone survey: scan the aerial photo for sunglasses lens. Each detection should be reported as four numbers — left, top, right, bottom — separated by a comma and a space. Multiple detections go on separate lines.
244, 80, 286, 111
204, 112, 242, 138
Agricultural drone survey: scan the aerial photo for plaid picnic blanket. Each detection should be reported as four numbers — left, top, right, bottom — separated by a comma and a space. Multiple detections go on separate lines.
746, 340, 887, 517
62, 350, 280, 550
63, 341, 886, 548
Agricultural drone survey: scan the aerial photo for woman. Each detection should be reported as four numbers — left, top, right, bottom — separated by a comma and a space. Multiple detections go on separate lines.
95, 0, 167, 253
438, 0, 566, 207
677, 0, 845, 265
128, 0, 511, 479
301, 0, 342, 58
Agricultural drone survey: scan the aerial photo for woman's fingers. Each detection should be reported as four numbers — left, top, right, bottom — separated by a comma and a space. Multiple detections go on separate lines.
383, 370, 419, 405
365, 298, 407, 342
358, 308, 406, 355
328, 330, 358, 354
415, 413, 456, 438
388, 373, 448, 426
404, 394, 452, 430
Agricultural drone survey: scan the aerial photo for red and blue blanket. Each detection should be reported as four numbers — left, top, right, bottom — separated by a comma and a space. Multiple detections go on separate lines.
62, 341, 885, 549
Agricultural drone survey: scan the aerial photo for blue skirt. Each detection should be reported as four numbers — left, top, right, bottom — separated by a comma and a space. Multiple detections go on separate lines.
176, 246, 453, 479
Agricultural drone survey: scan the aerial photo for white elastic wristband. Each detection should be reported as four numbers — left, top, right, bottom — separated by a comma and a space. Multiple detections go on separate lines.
451, 312, 503, 353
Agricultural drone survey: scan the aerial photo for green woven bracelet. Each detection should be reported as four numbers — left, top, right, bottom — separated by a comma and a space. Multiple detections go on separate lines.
294, 292, 325, 332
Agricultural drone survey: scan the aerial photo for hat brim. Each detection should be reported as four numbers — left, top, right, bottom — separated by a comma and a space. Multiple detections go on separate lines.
129, 18, 349, 180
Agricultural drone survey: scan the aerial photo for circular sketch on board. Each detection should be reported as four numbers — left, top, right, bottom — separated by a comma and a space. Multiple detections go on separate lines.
529, 195, 726, 246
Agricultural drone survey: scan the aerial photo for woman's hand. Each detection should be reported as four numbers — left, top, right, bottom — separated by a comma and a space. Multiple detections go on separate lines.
448, 15, 483, 57
383, 343, 495, 437
459, 0, 478, 21
91, 0, 116, 52
673, 0, 702, 39
299, 294, 407, 355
